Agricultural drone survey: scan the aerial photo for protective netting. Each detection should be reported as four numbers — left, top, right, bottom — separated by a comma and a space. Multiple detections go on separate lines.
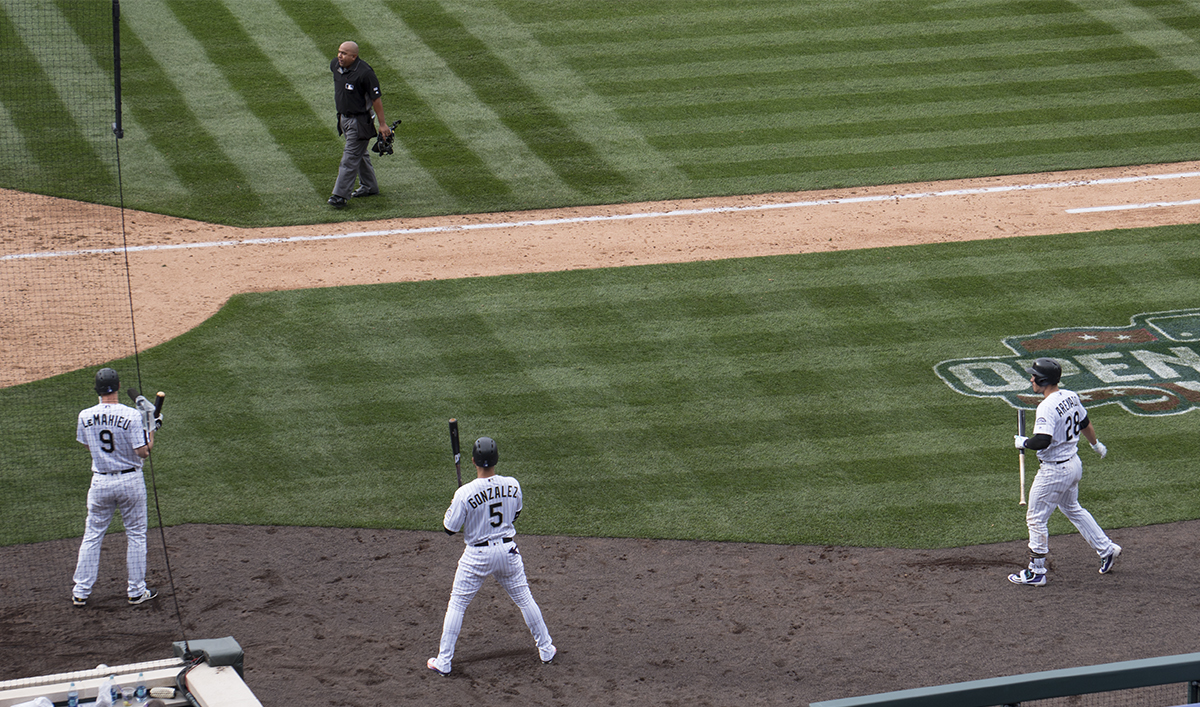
0, 1, 174, 677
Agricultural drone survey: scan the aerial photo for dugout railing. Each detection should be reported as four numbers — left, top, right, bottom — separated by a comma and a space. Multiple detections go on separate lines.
810, 651, 1200, 707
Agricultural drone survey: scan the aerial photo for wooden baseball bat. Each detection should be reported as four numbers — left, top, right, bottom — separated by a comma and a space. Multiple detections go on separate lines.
1018, 408, 1026, 506
449, 418, 463, 487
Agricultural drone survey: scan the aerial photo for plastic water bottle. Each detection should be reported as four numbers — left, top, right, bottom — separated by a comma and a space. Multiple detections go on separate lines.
67, 682, 79, 707
110, 679, 122, 704
97, 675, 115, 707
135, 673, 147, 701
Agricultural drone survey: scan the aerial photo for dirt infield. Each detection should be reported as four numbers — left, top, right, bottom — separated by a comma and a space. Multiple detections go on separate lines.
4, 164, 1200, 705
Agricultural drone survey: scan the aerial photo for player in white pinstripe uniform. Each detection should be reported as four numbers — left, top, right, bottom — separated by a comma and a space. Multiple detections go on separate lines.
71, 368, 158, 607
1010, 358, 1120, 586
427, 436, 556, 676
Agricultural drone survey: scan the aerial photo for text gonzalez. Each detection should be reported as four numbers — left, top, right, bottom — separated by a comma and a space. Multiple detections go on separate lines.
465, 484, 519, 509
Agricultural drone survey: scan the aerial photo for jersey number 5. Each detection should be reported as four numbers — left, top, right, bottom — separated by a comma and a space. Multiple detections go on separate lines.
489, 502, 503, 528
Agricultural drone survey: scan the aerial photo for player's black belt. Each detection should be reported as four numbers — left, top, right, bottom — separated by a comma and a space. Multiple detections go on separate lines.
473, 537, 514, 547
96, 467, 137, 475
1041, 457, 1073, 465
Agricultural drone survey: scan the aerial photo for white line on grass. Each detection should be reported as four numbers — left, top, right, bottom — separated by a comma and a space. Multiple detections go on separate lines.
7, 170, 1200, 262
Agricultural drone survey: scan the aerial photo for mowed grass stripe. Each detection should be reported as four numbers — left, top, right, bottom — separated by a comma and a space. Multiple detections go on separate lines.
0, 7, 114, 195
592, 57, 1183, 99
114, 23, 264, 217
337, 0, 575, 203
122, 0, 317, 210
1073, 0, 1200, 75
222, 0, 451, 204
546, 13, 1117, 71
0, 100, 36, 181
516, 0, 1083, 44
435, 0, 687, 193
395, 0, 629, 199
48, 0, 185, 195
633, 84, 1198, 128
6, 0, 118, 185
668, 120, 1200, 174
165, 0, 331, 197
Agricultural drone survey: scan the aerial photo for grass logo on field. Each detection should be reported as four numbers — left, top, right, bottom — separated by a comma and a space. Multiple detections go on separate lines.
934, 309, 1200, 416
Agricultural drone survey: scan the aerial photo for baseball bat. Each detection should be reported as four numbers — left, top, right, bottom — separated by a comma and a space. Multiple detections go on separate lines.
449, 418, 463, 487
154, 391, 166, 417
1018, 408, 1027, 506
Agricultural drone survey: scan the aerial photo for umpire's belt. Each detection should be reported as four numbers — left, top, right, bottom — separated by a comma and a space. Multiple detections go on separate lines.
473, 537, 514, 547
96, 467, 137, 475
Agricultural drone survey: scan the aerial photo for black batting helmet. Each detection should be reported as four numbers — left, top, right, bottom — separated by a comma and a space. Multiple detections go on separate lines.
472, 437, 499, 468
94, 367, 120, 395
1026, 358, 1062, 387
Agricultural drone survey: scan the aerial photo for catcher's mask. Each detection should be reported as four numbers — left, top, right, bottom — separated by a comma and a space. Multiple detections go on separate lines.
371, 119, 401, 155
472, 437, 499, 468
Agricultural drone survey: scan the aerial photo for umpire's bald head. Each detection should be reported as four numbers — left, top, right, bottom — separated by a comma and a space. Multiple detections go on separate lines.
337, 41, 359, 67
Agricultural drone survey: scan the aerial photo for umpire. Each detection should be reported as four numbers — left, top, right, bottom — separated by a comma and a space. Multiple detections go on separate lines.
328, 41, 392, 209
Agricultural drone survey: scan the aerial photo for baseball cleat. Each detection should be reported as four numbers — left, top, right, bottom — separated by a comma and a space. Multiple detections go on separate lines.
1099, 545, 1121, 574
72, 595, 87, 607
128, 588, 157, 605
541, 646, 557, 665
350, 185, 378, 198
327, 195, 347, 209
426, 658, 449, 676
1008, 569, 1047, 586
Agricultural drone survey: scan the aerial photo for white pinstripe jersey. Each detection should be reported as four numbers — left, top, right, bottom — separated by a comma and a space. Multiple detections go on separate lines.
1032, 389, 1088, 463
443, 474, 523, 546
76, 402, 147, 473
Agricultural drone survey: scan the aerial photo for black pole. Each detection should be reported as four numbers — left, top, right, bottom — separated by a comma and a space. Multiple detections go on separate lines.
111, 0, 123, 138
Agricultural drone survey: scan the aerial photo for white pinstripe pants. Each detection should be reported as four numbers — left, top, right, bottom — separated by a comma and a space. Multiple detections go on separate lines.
72, 471, 149, 599
1025, 455, 1115, 558
432, 542, 555, 673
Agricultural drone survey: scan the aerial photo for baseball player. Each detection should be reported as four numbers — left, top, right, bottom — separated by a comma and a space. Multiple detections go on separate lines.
427, 437, 556, 676
71, 368, 159, 607
1010, 357, 1120, 586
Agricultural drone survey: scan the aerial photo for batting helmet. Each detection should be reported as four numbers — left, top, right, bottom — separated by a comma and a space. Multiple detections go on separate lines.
1026, 358, 1062, 387
94, 367, 120, 395
472, 437, 499, 468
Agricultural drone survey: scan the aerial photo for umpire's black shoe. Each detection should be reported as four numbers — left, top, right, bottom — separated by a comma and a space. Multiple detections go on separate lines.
350, 185, 378, 198
327, 195, 347, 209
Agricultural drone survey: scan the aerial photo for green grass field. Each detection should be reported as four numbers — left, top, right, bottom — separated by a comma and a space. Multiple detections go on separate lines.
5, 224, 1199, 548
3, 1, 1200, 550
4, 0, 1200, 225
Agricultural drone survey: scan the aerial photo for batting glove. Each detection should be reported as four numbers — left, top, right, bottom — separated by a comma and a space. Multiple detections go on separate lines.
1091, 440, 1107, 459
1014, 435, 1028, 449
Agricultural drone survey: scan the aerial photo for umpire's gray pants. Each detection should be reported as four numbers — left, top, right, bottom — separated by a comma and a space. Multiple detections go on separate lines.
332, 115, 377, 198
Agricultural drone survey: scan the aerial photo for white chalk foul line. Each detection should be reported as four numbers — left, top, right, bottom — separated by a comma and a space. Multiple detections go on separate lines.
1066, 197, 1200, 214
7, 170, 1200, 261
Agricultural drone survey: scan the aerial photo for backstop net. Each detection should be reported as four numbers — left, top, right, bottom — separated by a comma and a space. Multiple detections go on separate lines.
0, 0, 175, 680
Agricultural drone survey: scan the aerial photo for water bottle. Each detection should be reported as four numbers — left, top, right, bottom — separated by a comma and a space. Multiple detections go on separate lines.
67, 682, 78, 707
111, 679, 123, 705
135, 673, 147, 701
97, 675, 115, 707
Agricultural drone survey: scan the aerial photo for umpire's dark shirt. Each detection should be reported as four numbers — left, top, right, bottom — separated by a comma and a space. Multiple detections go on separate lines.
331, 57, 382, 115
